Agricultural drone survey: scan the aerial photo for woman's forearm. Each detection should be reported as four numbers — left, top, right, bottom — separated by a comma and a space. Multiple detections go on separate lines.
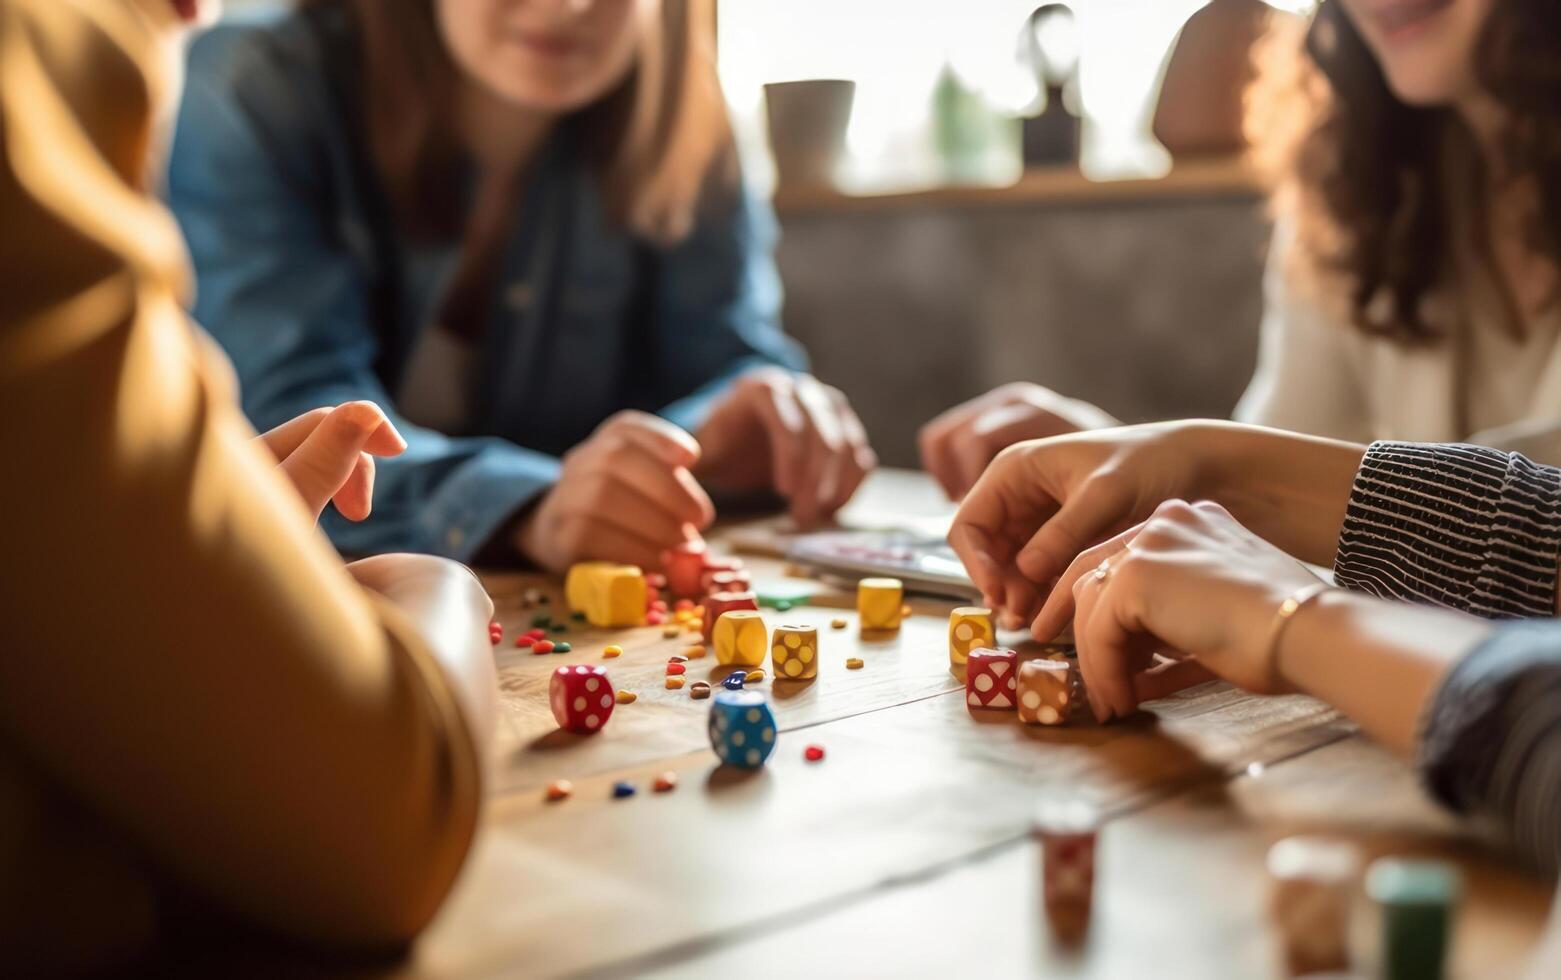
348, 555, 498, 754
1276, 590, 1494, 755
1189, 422, 1366, 566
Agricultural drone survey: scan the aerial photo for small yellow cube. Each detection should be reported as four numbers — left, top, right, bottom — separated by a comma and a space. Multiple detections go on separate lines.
566, 562, 647, 628
857, 577, 905, 630
948, 606, 995, 666
771, 624, 819, 679
712, 610, 768, 666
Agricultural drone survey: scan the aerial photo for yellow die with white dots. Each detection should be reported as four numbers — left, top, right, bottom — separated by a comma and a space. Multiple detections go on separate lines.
713, 610, 768, 666
857, 577, 904, 630
771, 624, 819, 679
948, 606, 995, 666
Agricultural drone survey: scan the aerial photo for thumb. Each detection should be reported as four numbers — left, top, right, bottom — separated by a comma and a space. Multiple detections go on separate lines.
280, 401, 391, 520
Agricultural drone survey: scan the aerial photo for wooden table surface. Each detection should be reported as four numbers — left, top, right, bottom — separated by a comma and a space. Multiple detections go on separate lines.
233, 471, 1557, 978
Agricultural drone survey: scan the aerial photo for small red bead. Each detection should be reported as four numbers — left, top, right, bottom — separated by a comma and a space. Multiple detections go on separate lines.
674, 598, 695, 612
514, 635, 534, 647
647, 573, 668, 589
804, 745, 825, 762
645, 611, 666, 625
651, 600, 669, 613
490, 633, 502, 645
534, 640, 555, 654
665, 662, 686, 675
527, 628, 548, 639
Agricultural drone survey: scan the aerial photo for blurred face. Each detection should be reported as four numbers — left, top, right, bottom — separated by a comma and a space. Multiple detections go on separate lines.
436, 0, 652, 113
1337, 0, 1494, 106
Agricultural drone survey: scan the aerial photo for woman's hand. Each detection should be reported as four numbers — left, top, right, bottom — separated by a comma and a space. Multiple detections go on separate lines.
947, 420, 1363, 629
256, 401, 407, 522
516, 411, 715, 573
694, 367, 877, 527
919, 382, 1119, 501
1055, 499, 1323, 722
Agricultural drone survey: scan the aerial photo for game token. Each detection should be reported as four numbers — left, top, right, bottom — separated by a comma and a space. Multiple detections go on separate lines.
515, 635, 535, 648
684, 645, 707, 659
1034, 800, 1100, 947
603, 644, 623, 658
666, 663, 687, 676
831, 618, 848, 630
689, 682, 711, 700
1268, 836, 1361, 977
1366, 858, 1460, 980
545, 779, 572, 801
666, 676, 686, 689
722, 670, 747, 690
616, 690, 638, 704
668, 654, 688, 663
534, 639, 555, 654
554, 642, 572, 653
612, 780, 636, 799
804, 745, 825, 762
744, 669, 765, 683
845, 657, 864, 669
653, 772, 678, 792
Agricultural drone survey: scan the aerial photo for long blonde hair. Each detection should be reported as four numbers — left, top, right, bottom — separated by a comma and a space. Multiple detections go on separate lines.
319, 0, 730, 245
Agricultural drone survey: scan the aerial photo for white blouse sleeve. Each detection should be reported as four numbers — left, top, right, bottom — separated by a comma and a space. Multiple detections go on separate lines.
1234, 223, 1375, 443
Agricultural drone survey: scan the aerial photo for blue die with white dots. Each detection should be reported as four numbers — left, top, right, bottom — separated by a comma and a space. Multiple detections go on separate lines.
708, 690, 777, 769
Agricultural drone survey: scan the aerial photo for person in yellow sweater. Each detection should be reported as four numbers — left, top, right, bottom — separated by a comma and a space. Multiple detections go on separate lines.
0, 0, 496, 969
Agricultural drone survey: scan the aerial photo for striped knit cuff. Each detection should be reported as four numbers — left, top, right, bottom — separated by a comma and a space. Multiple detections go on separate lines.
1333, 442, 1561, 619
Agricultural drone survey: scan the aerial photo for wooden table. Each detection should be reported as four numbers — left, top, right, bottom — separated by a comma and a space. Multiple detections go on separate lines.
342, 473, 1557, 977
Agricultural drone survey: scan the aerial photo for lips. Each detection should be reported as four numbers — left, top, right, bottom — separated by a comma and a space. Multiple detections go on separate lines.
1368, 0, 1455, 38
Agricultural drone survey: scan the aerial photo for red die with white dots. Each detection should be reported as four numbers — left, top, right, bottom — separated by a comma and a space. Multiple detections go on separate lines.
965, 647, 1018, 710
550, 664, 616, 734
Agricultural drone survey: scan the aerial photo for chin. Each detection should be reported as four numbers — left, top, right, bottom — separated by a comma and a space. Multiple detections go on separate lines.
489, 77, 606, 115
1379, 65, 1469, 107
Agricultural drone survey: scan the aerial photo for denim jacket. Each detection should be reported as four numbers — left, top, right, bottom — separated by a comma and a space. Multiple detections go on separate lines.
167, 6, 803, 561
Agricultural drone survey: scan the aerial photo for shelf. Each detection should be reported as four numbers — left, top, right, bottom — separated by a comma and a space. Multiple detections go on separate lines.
772, 157, 1264, 216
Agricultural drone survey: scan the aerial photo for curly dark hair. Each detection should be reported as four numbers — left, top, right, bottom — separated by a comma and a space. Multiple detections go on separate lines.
1247, 0, 1561, 342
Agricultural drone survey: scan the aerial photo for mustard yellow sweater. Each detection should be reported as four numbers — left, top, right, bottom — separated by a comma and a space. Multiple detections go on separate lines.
0, 0, 479, 967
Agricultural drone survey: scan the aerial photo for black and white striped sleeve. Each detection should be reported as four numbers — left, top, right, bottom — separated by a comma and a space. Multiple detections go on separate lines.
1333, 442, 1561, 619
1419, 621, 1561, 874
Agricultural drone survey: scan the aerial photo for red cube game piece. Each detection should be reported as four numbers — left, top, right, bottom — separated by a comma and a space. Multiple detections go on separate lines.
661, 541, 708, 599
550, 664, 615, 734
966, 647, 1019, 710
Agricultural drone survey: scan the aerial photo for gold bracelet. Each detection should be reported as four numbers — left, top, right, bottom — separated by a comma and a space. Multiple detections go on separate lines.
1263, 581, 1330, 691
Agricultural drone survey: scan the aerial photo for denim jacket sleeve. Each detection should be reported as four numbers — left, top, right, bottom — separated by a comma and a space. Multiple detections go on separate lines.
650, 173, 807, 434
167, 26, 557, 561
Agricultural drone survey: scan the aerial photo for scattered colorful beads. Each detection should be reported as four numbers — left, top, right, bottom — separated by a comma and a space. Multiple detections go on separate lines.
646, 611, 667, 626
603, 644, 623, 658
684, 644, 707, 659
553, 642, 572, 653
534, 640, 555, 654
662, 625, 681, 639
901, 604, 913, 618
723, 670, 747, 691
612, 780, 636, 799
653, 771, 678, 792
804, 745, 825, 762
666, 662, 687, 676
616, 690, 638, 704
831, 618, 848, 630
846, 657, 864, 670
690, 682, 711, 700
666, 676, 686, 689
545, 779, 572, 801
674, 599, 695, 612
527, 628, 548, 640
515, 635, 535, 648
744, 669, 765, 683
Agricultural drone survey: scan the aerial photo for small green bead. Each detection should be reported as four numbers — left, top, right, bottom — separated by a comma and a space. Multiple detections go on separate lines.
531, 614, 551, 628
551, 624, 568, 634
553, 642, 572, 653
774, 600, 794, 612
571, 611, 587, 621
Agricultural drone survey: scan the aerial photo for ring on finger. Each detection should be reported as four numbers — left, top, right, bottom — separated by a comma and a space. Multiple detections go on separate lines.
1092, 558, 1114, 584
